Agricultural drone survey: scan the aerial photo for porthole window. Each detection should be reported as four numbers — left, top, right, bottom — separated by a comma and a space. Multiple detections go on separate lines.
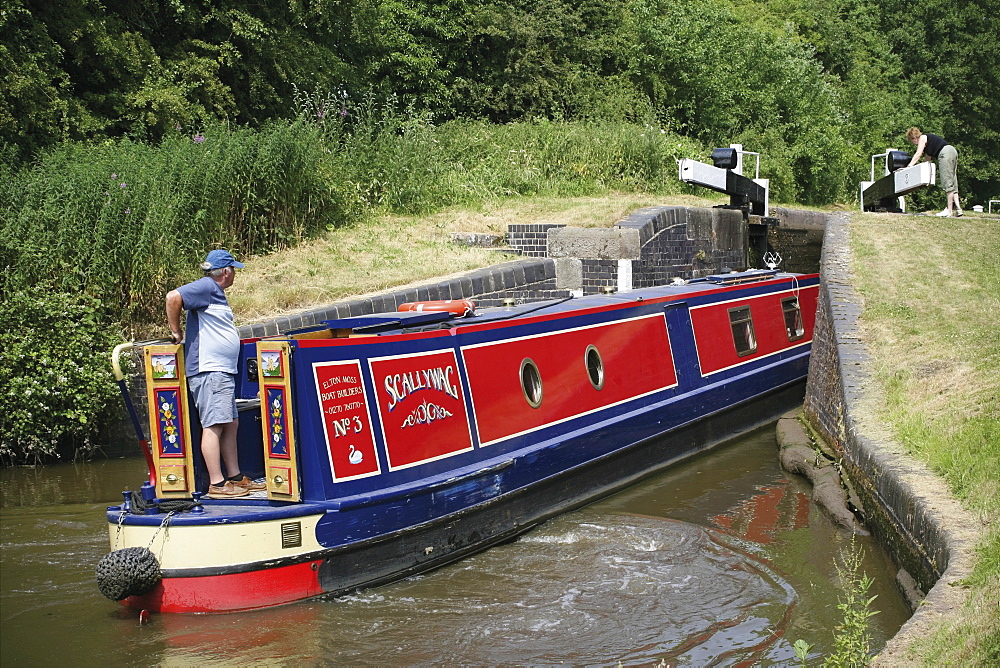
728, 306, 758, 357
781, 297, 805, 341
585, 345, 604, 390
520, 358, 543, 408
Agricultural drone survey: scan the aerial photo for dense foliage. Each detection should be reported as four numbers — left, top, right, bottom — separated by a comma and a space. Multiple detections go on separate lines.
0, 291, 122, 463
2, 0, 997, 202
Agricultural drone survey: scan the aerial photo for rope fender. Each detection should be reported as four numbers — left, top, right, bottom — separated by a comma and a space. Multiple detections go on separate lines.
96, 494, 198, 602
96, 546, 162, 601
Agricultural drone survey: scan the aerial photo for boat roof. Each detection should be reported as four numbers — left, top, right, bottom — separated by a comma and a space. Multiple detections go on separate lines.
276, 269, 799, 338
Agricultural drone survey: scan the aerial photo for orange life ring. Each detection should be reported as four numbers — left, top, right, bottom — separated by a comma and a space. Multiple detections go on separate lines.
399, 299, 476, 317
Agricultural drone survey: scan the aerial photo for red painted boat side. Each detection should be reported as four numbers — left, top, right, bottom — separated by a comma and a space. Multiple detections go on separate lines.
463, 314, 677, 446
690, 286, 818, 375
123, 560, 325, 613
370, 350, 475, 469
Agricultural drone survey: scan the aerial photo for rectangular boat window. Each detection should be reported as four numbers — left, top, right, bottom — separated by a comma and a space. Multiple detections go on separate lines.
782, 297, 805, 341
728, 306, 757, 356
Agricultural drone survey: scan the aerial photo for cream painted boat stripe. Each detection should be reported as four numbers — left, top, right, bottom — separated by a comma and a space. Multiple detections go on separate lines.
110, 513, 325, 570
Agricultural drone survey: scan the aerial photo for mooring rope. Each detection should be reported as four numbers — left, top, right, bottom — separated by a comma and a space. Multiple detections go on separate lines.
128, 490, 201, 515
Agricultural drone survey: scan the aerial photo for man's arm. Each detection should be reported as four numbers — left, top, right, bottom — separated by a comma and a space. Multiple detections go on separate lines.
165, 290, 184, 343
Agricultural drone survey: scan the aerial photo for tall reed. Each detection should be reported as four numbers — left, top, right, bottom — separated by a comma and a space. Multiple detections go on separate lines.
2, 121, 352, 325
2, 101, 708, 326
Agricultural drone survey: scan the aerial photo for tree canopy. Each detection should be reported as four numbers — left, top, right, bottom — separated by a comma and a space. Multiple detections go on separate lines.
1, 0, 997, 203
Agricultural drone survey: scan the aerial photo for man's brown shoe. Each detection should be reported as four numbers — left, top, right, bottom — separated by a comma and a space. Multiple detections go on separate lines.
232, 475, 267, 492
206, 481, 250, 499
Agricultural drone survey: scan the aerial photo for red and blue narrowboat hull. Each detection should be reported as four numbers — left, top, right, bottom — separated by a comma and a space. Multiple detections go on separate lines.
105, 270, 819, 613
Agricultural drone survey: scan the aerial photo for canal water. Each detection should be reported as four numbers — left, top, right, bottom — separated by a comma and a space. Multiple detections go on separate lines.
1, 424, 908, 666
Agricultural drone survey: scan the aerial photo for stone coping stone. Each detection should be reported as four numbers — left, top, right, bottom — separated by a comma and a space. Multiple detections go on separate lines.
449, 232, 506, 247
547, 226, 641, 260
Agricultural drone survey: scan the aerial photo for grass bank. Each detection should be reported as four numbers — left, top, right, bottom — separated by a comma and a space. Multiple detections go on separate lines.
227, 193, 724, 323
851, 212, 1000, 664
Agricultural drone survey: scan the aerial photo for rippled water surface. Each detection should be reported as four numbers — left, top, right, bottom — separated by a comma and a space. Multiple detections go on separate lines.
1, 425, 908, 665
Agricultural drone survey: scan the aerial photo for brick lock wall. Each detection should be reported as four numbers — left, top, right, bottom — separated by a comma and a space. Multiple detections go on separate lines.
614, 206, 748, 289
632, 226, 690, 288
766, 207, 826, 275
581, 259, 618, 293
632, 224, 733, 287
803, 212, 957, 596
474, 280, 570, 307
803, 278, 849, 453
507, 224, 566, 257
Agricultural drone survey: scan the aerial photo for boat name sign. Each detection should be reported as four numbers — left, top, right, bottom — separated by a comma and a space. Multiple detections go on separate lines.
371, 351, 475, 470
383, 366, 460, 411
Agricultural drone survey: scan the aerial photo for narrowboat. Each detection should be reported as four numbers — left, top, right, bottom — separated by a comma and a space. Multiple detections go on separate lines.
100, 268, 819, 613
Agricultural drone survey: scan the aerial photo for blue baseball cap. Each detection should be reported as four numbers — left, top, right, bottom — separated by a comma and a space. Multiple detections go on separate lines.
203, 249, 245, 270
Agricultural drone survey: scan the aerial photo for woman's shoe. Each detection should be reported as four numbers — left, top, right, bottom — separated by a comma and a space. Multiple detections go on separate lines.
936, 208, 952, 217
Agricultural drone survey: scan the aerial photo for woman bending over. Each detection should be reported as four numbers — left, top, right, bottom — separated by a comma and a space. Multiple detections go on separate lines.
906, 127, 963, 217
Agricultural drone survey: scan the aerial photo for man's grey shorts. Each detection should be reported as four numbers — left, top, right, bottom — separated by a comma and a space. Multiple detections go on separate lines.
188, 371, 239, 428
938, 144, 959, 193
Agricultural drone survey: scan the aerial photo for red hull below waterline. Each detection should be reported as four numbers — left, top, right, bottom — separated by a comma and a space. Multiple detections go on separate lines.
122, 560, 325, 613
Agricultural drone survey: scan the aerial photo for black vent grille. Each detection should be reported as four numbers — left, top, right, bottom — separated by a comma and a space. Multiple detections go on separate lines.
281, 522, 302, 549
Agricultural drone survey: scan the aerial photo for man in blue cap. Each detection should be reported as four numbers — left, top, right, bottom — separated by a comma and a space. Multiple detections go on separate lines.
165, 249, 265, 498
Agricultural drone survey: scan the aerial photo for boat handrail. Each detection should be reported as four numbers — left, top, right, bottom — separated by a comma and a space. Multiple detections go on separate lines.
110, 338, 171, 486
111, 338, 172, 381
695, 270, 779, 286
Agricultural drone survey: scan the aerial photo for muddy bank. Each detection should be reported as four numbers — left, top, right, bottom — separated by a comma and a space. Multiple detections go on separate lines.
775, 410, 866, 536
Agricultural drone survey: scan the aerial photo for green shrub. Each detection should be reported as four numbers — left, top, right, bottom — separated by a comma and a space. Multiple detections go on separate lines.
333, 108, 705, 215
0, 291, 123, 463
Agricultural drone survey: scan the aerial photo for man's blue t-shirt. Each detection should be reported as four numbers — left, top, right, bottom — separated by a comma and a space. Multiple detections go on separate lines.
176, 276, 240, 376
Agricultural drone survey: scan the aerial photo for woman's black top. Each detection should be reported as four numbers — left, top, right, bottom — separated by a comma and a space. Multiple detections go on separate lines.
923, 133, 948, 159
